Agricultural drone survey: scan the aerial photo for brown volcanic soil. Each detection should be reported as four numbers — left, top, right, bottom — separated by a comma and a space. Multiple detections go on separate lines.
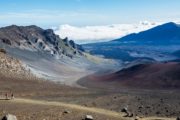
78, 62, 180, 90
0, 71, 134, 120
76, 62, 180, 118
1, 74, 180, 119
0, 52, 180, 119
0, 69, 180, 119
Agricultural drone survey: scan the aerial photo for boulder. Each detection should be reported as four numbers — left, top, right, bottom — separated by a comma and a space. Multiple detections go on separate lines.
128, 112, 133, 117
85, 115, 93, 120
121, 107, 128, 113
1, 114, 17, 120
123, 111, 133, 118
135, 116, 139, 120
0, 48, 6, 54
63, 110, 71, 114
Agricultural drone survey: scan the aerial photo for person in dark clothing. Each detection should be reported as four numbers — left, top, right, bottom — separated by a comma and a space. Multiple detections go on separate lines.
11, 93, 14, 99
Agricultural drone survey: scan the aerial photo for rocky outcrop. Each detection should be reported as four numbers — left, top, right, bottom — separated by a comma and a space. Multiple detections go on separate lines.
0, 25, 84, 58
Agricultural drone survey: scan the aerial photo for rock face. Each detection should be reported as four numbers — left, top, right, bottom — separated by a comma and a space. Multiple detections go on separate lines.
1, 114, 17, 120
0, 25, 83, 58
0, 25, 118, 84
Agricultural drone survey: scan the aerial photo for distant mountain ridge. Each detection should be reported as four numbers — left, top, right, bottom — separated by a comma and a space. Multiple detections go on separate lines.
83, 22, 180, 61
55, 21, 158, 44
113, 22, 180, 44
0, 25, 83, 59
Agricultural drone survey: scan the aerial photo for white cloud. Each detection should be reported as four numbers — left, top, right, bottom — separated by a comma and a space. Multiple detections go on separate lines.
55, 21, 160, 44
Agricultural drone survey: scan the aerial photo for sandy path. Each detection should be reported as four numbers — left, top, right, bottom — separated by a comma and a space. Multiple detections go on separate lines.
11, 98, 175, 120
12, 98, 126, 119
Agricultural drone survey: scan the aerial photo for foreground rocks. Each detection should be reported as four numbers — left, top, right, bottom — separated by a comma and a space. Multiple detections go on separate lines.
121, 107, 128, 113
84, 115, 94, 120
63, 110, 71, 114
1, 114, 17, 120
134, 116, 139, 120
121, 107, 134, 117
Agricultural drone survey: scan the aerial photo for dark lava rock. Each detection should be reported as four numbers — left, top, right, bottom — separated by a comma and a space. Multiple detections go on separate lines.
1, 114, 17, 120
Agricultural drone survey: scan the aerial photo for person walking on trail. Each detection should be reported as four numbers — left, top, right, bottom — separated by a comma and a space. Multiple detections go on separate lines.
11, 93, 14, 99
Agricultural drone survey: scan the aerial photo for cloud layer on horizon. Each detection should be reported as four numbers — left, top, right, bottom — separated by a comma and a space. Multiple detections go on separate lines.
55, 21, 159, 44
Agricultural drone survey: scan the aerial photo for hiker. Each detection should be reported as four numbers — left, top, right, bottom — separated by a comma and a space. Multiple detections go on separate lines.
11, 93, 14, 99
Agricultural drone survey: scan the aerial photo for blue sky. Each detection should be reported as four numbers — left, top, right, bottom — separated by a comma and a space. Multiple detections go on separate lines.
0, 0, 180, 27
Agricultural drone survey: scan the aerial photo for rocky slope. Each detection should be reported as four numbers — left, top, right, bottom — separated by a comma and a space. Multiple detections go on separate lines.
0, 25, 83, 58
0, 25, 118, 85
0, 49, 33, 79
